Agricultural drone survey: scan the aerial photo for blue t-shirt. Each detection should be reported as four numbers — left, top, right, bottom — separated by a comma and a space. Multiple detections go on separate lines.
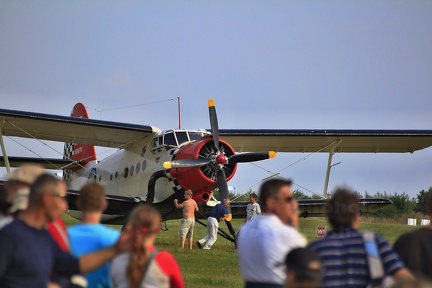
210, 203, 227, 220
0, 218, 80, 288
68, 223, 120, 288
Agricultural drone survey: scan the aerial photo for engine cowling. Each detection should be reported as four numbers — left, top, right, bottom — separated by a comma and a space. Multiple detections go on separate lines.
168, 136, 237, 204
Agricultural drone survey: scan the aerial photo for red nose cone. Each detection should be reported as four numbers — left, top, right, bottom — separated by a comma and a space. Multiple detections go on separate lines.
216, 154, 226, 164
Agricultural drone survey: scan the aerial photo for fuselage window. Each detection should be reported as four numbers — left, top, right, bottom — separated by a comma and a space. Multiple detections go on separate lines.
136, 163, 140, 173
130, 165, 134, 176
110, 174, 113, 181
124, 167, 129, 178
115, 172, 118, 178
142, 160, 147, 171
176, 132, 189, 146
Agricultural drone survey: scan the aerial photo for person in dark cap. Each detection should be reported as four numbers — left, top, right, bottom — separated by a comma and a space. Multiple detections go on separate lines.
284, 247, 323, 288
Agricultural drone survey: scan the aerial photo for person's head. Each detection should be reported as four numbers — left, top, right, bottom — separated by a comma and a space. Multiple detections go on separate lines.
223, 198, 230, 208
249, 193, 257, 204
5, 164, 45, 213
126, 204, 162, 249
76, 182, 107, 213
327, 187, 361, 230
184, 189, 193, 200
284, 247, 323, 288
258, 178, 297, 225
29, 173, 68, 222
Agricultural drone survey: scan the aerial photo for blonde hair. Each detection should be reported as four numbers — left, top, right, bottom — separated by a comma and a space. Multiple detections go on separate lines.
185, 189, 193, 196
126, 205, 162, 288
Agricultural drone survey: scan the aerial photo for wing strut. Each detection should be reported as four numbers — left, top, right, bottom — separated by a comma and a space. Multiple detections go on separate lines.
323, 139, 342, 198
0, 121, 11, 173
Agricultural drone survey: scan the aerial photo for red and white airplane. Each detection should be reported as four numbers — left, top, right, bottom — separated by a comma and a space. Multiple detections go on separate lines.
1, 98, 432, 241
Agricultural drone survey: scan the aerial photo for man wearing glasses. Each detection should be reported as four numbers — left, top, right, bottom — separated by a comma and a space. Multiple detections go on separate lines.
0, 173, 132, 288
237, 178, 306, 288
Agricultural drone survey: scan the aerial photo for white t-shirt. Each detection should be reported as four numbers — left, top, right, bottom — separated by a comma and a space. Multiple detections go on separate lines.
246, 202, 261, 221
237, 214, 307, 285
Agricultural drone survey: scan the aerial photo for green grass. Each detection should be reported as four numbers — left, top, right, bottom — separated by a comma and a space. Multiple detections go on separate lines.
63, 214, 420, 288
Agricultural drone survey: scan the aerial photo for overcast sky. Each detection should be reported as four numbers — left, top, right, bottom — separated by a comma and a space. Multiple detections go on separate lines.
1, 1, 432, 198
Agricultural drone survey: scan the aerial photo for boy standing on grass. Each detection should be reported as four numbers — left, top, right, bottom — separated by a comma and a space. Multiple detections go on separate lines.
245, 192, 261, 221
174, 189, 199, 249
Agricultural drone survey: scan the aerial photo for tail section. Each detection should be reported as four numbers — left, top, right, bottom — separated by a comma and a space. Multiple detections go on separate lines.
63, 103, 97, 186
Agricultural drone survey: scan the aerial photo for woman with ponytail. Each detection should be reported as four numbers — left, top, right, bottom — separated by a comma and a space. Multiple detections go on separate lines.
110, 205, 184, 288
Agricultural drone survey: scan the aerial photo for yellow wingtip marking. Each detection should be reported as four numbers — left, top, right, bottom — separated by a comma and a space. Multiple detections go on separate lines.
269, 151, 276, 159
208, 98, 215, 107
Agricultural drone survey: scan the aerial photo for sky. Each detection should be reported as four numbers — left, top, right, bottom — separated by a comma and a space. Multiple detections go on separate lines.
1, 1, 432, 198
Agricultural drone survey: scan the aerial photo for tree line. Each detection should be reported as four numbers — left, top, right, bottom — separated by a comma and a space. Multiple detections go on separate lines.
293, 187, 432, 218
228, 187, 432, 219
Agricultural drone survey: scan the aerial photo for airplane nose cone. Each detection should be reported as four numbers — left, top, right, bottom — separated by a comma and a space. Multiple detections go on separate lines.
216, 154, 226, 165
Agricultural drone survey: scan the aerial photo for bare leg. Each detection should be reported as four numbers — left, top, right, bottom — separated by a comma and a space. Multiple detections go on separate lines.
189, 237, 193, 249
181, 237, 186, 249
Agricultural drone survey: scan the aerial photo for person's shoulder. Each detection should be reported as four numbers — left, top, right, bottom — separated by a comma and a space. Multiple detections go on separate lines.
395, 228, 429, 245
155, 250, 178, 265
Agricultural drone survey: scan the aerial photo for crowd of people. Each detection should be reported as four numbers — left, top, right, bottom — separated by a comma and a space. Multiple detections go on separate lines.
0, 164, 432, 288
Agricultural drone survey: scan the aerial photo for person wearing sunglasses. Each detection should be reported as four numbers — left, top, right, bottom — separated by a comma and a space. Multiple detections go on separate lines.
237, 178, 307, 288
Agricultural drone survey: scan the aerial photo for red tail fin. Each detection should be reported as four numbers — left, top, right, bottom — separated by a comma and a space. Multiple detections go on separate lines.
63, 103, 97, 172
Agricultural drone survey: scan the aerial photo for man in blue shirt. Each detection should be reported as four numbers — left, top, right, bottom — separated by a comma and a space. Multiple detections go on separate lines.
68, 182, 120, 288
197, 198, 230, 249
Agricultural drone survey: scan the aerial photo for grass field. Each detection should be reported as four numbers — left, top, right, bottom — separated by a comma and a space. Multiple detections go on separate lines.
63, 214, 419, 288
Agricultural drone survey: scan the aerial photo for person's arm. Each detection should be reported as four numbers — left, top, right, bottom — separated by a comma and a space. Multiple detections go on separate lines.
79, 229, 131, 274
156, 251, 185, 288
174, 199, 185, 209
376, 234, 415, 281
219, 213, 228, 222
392, 268, 415, 281
195, 201, 199, 212
256, 203, 261, 215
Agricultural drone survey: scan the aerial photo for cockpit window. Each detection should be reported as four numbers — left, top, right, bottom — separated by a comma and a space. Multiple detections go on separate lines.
164, 132, 177, 147
176, 132, 189, 146
189, 132, 203, 141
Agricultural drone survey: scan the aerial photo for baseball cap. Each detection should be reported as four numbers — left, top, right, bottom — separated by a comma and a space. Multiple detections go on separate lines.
284, 247, 323, 282
7, 164, 45, 185
7, 165, 45, 213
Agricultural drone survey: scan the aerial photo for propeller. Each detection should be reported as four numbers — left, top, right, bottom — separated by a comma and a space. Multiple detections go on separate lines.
163, 158, 211, 169
163, 98, 277, 202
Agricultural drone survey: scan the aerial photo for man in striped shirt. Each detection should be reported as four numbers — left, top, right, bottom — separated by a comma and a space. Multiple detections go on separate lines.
308, 187, 413, 288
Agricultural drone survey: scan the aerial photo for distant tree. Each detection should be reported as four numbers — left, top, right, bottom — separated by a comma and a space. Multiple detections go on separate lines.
371, 191, 416, 217
414, 187, 432, 215
293, 189, 310, 199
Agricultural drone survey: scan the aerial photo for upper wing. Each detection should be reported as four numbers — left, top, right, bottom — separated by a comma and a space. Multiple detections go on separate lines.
219, 129, 432, 153
0, 108, 157, 148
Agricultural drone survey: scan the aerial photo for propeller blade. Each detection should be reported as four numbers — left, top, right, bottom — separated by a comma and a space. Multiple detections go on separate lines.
163, 158, 211, 169
208, 98, 220, 151
217, 169, 230, 201
229, 151, 276, 164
